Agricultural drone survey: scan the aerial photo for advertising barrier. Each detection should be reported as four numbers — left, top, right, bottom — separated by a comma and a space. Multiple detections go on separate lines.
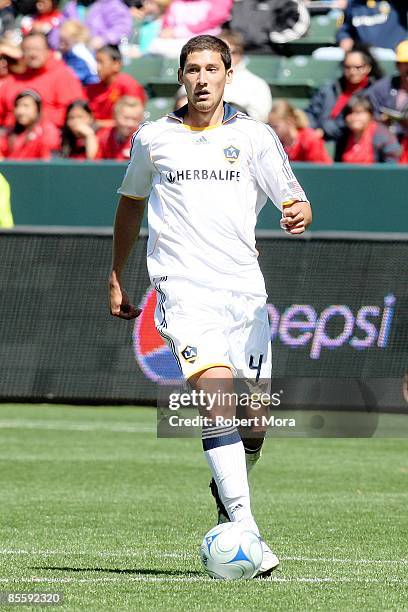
0, 230, 407, 416
2, 161, 408, 232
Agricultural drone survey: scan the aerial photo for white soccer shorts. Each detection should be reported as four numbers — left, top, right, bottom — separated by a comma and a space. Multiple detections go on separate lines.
153, 277, 272, 381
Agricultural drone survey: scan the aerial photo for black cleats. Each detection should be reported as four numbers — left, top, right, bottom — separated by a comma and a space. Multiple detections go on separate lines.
209, 478, 230, 524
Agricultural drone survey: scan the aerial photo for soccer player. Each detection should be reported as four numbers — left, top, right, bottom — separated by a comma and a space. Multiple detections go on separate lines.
109, 34, 312, 577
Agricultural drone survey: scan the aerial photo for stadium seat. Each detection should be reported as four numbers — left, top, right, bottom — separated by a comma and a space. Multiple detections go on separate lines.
245, 55, 282, 81
122, 55, 163, 86
144, 97, 174, 121
285, 13, 338, 55
147, 58, 181, 97
379, 60, 396, 77
276, 97, 310, 109
160, 58, 180, 79
268, 56, 340, 97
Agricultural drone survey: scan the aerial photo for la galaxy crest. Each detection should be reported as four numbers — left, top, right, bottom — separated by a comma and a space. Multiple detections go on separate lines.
181, 345, 197, 363
223, 145, 240, 164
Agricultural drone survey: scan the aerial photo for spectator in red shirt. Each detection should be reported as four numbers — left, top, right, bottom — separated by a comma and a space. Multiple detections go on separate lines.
0, 89, 60, 159
268, 100, 332, 164
335, 96, 401, 164
86, 44, 146, 128
21, 0, 63, 42
60, 98, 99, 159
97, 95, 144, 160
0, 32, 84, 128
400, 136, 408, 164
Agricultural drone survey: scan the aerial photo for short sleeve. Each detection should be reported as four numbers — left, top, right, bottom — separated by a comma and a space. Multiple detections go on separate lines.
253, 125, 309, 211
117, 124, 154, 199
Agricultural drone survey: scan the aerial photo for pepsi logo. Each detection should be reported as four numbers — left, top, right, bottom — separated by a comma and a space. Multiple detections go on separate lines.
133, 287, 183, 383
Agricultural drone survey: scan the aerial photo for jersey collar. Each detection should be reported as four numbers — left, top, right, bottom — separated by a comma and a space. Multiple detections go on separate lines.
167, 102, 239, 125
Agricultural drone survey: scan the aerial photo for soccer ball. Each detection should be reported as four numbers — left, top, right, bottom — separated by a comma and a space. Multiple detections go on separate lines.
199, 522, 263, 579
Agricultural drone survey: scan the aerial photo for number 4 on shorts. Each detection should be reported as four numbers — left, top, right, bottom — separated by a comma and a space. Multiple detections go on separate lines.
249, 354, 263, 382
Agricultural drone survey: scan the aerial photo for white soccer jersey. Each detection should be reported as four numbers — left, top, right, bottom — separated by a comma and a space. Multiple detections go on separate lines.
118, 103, 308, 295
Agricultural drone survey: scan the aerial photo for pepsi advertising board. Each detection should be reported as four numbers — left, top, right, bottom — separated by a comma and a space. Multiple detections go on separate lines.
0, 232, 407, 411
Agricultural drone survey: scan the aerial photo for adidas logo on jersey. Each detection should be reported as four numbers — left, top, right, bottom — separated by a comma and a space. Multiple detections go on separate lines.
195, 135, 208, 145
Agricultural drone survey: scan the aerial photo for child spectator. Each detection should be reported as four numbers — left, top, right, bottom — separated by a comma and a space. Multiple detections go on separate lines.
86, 43, 146, 127
335, 95, 401, 163
97, 95, 143, 159
0, 32, 84, 128
58, 20, 98, 85
305, 46, 382, 142
21, 0, 63, 39
268, 100, 332, 163
47, 0, 91, 49
0, 89, 60, 159
60, 98, 99, 158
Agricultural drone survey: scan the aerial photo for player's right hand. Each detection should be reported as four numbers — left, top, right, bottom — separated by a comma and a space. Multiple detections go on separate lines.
109, 271, 141, 320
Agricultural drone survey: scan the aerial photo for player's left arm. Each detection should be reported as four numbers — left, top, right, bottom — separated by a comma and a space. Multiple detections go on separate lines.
280, 200, 312, 235
253, 125, 313, 235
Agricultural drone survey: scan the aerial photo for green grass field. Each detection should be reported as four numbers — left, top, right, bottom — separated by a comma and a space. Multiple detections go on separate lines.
0, 404, 407, 611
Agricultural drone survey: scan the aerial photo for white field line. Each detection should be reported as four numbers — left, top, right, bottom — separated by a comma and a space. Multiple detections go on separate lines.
0, 420, 155, 433
282, 556, 408, 566
0, 550, 187, 559
0, 576, 407, 585
0, 549, 407, 566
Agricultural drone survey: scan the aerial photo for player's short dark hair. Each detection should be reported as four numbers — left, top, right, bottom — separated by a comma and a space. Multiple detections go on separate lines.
179, 35, 231, 72
14, 89, 42, 113
97, 44, 122, 62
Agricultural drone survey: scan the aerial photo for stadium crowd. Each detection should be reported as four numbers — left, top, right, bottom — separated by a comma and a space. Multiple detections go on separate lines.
0, 0, 407, 163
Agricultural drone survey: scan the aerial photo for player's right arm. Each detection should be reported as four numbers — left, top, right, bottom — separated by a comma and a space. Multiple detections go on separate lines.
109, 123, 153, 319
110, 195, 146, 319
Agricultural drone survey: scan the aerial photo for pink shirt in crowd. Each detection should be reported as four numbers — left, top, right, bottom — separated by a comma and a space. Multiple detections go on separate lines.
162, 0, 233, 38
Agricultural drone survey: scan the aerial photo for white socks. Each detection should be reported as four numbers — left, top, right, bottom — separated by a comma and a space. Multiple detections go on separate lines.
202, 426, 259, 536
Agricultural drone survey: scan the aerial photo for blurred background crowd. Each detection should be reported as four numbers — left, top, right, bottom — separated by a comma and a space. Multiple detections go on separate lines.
0, 0, 407, 164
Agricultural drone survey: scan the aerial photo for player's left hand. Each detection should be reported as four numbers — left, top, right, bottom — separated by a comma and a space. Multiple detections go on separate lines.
280, 201, 311, 235
109, 271, 141, 320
